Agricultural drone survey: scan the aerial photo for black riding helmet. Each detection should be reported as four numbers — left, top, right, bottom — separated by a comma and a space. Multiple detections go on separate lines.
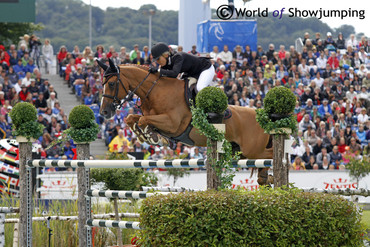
151, 42, 169, 61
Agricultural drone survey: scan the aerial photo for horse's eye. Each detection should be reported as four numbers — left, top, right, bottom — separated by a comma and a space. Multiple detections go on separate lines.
109, 82, 115, 88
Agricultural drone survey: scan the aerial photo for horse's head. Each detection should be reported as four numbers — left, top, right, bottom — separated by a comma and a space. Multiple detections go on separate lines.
97, 58, 131, 118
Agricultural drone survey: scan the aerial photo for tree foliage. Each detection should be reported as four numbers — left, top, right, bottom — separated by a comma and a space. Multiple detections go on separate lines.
1, 0, 358, 52
0, 23, 43, 47
34, 0, 178, 51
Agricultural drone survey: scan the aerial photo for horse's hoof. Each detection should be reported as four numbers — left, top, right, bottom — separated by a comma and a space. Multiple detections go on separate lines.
267, 175, 274, 185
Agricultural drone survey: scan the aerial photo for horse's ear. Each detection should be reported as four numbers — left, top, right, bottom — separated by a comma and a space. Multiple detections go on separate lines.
108, 58, 117, 72
95, 58, 108, 71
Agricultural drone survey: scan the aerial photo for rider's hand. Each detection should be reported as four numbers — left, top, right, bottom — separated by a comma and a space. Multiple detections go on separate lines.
149, 66, 158, 74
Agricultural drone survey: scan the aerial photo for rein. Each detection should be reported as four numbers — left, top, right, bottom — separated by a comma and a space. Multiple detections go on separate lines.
102, 66, 159, 109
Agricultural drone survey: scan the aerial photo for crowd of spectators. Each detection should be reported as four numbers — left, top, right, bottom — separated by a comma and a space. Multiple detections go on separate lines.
1, 31, 369, 168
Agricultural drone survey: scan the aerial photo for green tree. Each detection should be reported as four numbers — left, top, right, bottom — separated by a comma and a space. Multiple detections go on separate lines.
0, 23, 43, 47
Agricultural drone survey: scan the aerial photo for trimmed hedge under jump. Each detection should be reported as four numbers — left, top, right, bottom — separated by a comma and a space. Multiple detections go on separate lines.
139, 188, 365, 246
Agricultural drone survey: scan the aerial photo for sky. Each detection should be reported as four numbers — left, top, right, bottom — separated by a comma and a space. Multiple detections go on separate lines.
82, 0, 369, 37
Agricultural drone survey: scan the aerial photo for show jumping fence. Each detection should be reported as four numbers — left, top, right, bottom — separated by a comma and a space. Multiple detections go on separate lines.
0, 207, 19, 247
15, 137, 370, 247
18, 138, 274, 247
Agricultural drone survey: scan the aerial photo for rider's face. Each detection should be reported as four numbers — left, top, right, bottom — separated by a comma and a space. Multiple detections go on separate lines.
157, 55, 167, 66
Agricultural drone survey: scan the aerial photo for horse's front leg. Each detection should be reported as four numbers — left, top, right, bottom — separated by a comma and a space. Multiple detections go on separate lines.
138, 114, 180, 136
126, 114, 148, 143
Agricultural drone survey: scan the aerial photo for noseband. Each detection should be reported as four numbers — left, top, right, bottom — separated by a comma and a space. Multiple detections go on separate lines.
102, 66, 155, 110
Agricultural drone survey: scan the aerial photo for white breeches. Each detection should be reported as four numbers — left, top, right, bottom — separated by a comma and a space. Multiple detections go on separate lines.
197, 65, 215, 92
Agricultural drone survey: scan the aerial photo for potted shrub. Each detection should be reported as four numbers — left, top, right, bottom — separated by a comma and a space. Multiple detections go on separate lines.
9, 102, 44, 142
256, 86, 297, 134
66, 105, 99, 143
263, 86, 296, 121
195, 87, 228, 124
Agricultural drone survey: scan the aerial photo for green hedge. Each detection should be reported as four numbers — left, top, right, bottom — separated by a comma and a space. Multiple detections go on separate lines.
139, 188, 365, 246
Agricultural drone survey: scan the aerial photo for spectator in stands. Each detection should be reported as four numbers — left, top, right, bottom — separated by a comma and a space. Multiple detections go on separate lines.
266, 43, 275, 61
44, 84, 57, 100
132, 51, 144, 65
42, 39, 53, 74
106, 45, 115, 58
356, 124, 367, 145
336, 33, 346, 50
232, 45, 243, 66
318, 99, 332, 116
218, 45, 232, 65
291, 156, 305, 170
82, 46, 93, 58
189, 45, 200, 56
141, 46, 151, 64
210, 46, 219, 62
94, 45, 104, 59
108, 129, 130, 152
129, 44, 140, 61
18, 84, 30, 102
34, 92, 47, 113
327, 51, 339, 70
348, 137, 362, 154
329, 145, 342, 168
150, 147, 163, 161
46, 92, 59, 109
305, 155, 317, 170
28, 78, 38, 100
299, 114, 315, 131
317, 147, 331, 166
357, 108, 369, 125
346, 34, 357, 49
57, 46, 67, 77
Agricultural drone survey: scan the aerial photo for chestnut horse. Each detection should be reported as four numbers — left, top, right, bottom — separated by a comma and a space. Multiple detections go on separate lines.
98, 59, 273, 185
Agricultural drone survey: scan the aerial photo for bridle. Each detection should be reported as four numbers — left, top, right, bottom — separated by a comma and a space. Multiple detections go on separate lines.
102, 65, 159, 110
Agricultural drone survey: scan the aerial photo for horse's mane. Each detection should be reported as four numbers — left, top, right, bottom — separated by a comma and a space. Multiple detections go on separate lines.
120, 64, 149, 72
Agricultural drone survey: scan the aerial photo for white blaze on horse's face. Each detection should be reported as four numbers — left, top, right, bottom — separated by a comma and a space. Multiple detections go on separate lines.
100, 78, 117, 118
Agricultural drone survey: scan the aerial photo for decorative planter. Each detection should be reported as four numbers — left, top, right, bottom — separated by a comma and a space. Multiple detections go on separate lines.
16, 136, 36, 143
207, 112, 224, 124
269, 128, 292, 135
268, 113, 291, 122
212, 124, 225, 153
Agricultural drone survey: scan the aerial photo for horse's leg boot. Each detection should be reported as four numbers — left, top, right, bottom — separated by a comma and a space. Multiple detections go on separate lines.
132, 123, 148, 143
143, 126, 159, 145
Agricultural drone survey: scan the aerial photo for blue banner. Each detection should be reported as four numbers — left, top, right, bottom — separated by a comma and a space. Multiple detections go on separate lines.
197, 20, 257, 53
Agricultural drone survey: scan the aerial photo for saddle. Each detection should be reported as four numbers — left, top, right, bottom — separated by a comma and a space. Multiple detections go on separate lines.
156, 77, 233, 149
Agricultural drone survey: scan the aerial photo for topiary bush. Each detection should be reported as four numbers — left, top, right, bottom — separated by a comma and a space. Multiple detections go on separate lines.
10, 102, 38, 129
69, 105, 96, 129
139, 188, 365, 246
195, 87, 228, 114
9, 102, 44, 140
65, 105, 99, 143
263, 86, 296, 115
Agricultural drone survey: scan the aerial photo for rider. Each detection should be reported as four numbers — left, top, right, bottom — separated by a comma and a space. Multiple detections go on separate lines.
149, 42, 215, 92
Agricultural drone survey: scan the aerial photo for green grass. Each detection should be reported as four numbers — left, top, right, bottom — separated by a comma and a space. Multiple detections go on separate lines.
1, 196, 140, 247
362, 210, 370, 229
